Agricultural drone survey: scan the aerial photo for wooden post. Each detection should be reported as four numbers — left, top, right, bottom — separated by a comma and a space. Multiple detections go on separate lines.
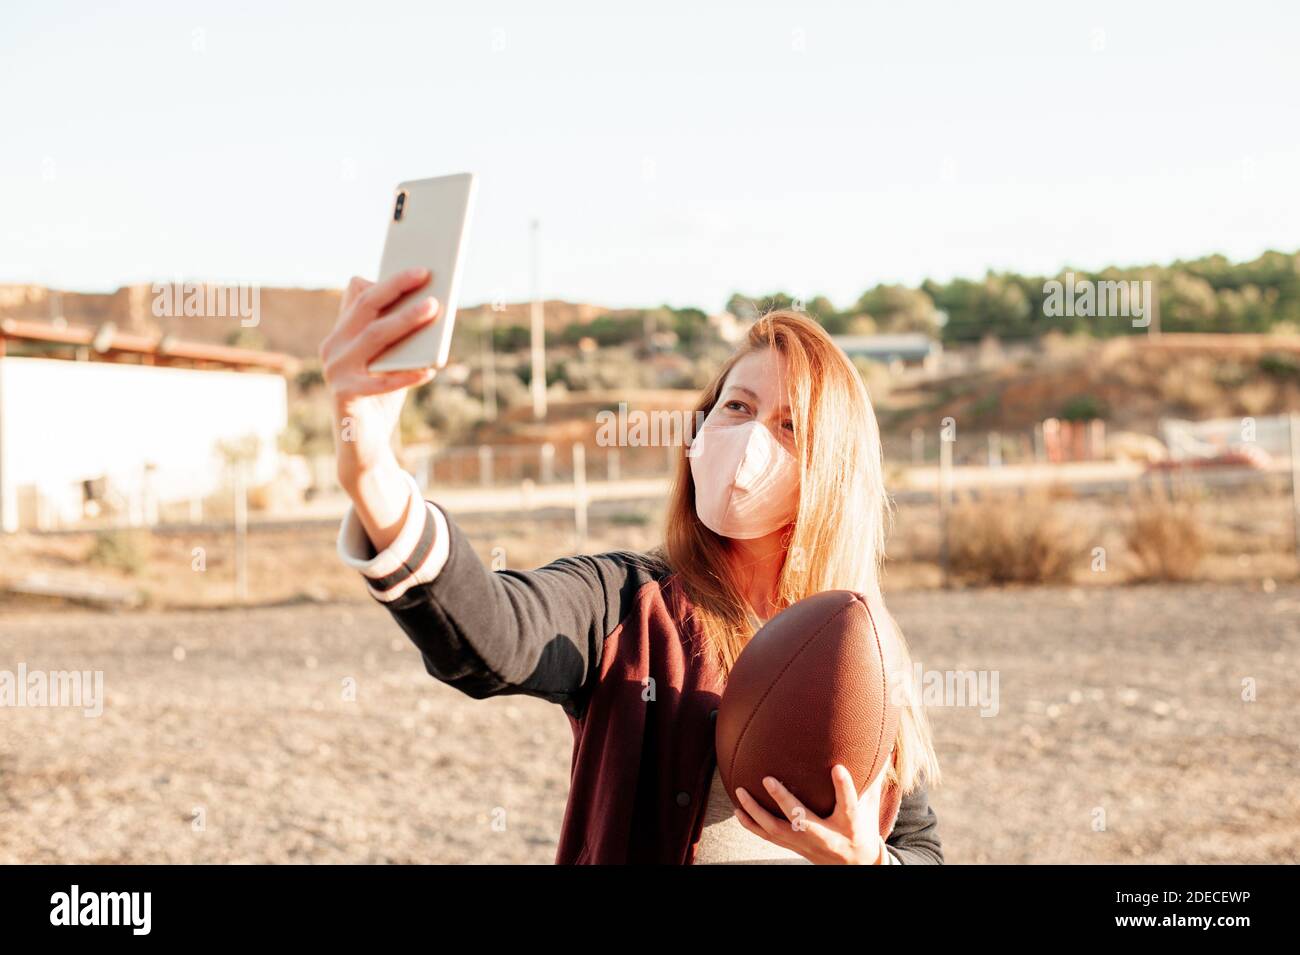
607, 448, 620, 482
939, 426, 954, 587
1290, 413, 1300, 563
479, 445, 493, 487
233, 462, 248, 604
540, 443, 555, 484
482, 310, 498, 421
529, 219, 547, 421
0, 356, 14, 530
1090, 419, 1107, 461
1146, 270, 1161, 338
143, 464, 159, 526
573, 443, 588, 552
36, 488, 51, 531
912, 428, 924, 465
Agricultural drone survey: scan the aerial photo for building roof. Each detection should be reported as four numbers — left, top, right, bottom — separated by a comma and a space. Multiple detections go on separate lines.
0, 318, 297, 374
832, 333, 939, 359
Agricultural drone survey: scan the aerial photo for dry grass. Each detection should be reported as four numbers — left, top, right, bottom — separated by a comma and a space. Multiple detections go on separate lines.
0, 508, 668, 614
84, 528, 148, 576
3, 484, 1290, 616
946, 489, 1087, 585
1125, 482, 1206, 582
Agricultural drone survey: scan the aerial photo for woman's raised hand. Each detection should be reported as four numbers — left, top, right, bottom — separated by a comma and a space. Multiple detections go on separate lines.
320, 268, 441, 549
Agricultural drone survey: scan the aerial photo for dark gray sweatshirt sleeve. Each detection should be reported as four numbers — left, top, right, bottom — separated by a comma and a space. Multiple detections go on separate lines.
391, 509, 657, 709
885, 784, 944, 864
338, 486, 663, 713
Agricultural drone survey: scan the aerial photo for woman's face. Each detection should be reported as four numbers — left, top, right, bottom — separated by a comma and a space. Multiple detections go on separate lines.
688, 348, 802, 542
702, 348, 796, 453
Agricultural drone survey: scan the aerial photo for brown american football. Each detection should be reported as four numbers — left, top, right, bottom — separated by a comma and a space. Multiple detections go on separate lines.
715, 589, 899, 818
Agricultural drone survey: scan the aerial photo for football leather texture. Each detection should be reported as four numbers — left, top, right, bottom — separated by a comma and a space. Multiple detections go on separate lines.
715, 590, 899, 818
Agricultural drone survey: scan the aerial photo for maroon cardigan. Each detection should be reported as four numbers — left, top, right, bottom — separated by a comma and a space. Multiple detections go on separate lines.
361, 500, 941, 864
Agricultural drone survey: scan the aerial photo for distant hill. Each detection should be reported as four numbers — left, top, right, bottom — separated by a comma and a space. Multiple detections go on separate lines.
0, 284, 623, 360
880, 333, 1300, 436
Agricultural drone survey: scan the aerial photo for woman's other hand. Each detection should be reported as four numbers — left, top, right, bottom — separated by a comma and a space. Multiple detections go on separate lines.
733, 764, 889, 865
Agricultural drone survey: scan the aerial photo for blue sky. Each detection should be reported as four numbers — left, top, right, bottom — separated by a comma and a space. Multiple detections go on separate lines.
2, 0, 1298, 312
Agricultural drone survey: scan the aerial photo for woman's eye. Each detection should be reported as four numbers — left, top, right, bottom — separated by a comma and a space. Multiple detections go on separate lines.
782, 420, 794, 432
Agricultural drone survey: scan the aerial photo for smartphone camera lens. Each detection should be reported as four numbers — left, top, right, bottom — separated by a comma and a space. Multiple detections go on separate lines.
394, 191, 407, 221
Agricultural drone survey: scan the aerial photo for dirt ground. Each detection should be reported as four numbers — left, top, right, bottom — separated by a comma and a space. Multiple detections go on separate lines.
2, 581, 1296, 864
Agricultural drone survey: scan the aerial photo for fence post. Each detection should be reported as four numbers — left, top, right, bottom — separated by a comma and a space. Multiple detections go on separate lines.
573, 443, 588, 552
233, 462, 248, 604
939, 425, 954, 587
540, 443, 555, 483
479, 445, 493, 487
143, 464, 159, 527
912, 428, 924, 465
1290, 413, 1300, 563
988, 431, 1001, 468
607, 448, 620, 482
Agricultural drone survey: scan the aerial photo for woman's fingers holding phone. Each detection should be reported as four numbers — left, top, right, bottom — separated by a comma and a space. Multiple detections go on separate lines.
354, 267, 430, 319
324, 270, 439, 502
322, 275, 376, 363
356, 294, 441, 361
351, 367, 435, 397
327, 359, 434, 401
340, 275, 373, 309
324, 289, 438, 393
327, 267, 430, 345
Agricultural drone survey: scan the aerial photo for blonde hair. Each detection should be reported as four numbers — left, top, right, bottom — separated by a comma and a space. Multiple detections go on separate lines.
661, 309, 940, 793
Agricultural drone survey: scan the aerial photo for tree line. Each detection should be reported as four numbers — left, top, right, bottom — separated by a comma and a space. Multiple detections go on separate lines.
483, 249, 1300, 352
727, 249, 1300, 343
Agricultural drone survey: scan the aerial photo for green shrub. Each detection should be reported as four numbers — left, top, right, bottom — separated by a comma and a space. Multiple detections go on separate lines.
1259, 353, 1300, 380
1059, 394, 1107, 421
86, 530, 147, 576
608, 511, 650, 527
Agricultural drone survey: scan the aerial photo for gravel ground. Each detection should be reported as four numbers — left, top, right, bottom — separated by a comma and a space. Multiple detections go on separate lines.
1, 582, 1297, 864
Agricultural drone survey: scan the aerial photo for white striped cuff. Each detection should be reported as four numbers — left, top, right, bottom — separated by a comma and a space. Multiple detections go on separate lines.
336, 470, 451, 602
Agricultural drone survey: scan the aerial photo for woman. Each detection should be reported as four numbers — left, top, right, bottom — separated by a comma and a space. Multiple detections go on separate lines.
323, 267, 943, 864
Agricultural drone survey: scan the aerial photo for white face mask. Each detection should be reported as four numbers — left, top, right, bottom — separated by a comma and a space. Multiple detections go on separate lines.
688, 419, 800, 539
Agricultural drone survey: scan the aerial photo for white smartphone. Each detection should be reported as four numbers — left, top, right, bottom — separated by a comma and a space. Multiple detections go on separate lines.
367, 172, 477, 372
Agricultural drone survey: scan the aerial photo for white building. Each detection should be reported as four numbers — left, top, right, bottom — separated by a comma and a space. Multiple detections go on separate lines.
831, 333, 942, 368
707, 311, 751, 344
0, 319, 294, 531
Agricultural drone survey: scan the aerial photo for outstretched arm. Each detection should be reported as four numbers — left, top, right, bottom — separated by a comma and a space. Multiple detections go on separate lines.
339, 476, 660, 714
